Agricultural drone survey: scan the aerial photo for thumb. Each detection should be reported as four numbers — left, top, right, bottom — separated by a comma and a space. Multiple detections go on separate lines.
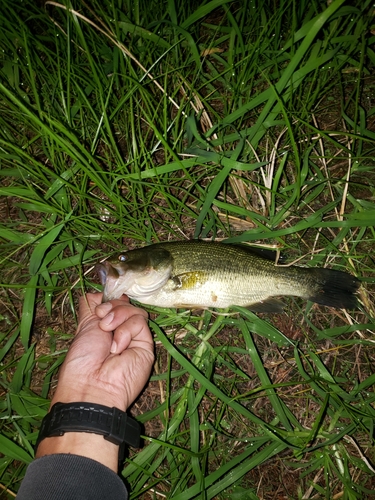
78, 293, 104, 325
70, 293, 112, 355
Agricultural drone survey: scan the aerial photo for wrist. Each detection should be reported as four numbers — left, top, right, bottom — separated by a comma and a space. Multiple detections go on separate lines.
51, 384, 129, 412
35, 402, 141, 473
36, 431, 119, 472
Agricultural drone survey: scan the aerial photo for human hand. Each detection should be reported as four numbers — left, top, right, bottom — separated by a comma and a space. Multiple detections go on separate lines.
36, 293, 154, 470
50, 292, 155, 412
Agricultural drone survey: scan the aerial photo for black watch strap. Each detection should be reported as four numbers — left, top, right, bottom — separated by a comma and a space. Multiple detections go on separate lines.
35, 402, 141, 455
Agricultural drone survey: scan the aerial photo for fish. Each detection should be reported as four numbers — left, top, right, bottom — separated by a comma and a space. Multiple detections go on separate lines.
96, 240, 360, 312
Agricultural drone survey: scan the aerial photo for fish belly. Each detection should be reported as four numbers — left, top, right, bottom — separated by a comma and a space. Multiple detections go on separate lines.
131, 271, 299, 309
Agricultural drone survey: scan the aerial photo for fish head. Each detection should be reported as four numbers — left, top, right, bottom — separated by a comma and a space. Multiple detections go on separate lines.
96, 246, 173, 302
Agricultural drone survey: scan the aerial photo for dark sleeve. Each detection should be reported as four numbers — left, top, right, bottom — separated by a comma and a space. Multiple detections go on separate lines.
16, 454, 128, 500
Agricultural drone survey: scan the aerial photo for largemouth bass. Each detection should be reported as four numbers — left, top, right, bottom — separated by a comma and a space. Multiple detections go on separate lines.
96, 241, 360, 311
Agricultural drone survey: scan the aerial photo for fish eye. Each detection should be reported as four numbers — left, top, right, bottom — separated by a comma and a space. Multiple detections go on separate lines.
118, 254, 127, 262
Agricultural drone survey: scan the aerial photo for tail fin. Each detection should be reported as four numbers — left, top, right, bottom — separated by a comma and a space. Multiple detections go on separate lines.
306, 268, 360, 310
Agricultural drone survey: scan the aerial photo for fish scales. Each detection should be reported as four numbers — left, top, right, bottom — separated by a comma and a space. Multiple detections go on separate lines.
96, 241, 360, 311
155, 242, 304, 307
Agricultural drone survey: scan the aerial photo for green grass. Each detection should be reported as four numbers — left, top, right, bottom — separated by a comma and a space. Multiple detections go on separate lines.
1, 0, 375, 498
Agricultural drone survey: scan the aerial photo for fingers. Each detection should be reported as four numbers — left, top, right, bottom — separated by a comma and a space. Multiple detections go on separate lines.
96, 300, 151, 354
77, 293, 131, 327
110, 314, 153, 354
74, 293, 129, 345
96, 299, 148, 331
76, 292, 152, 354
95, 295, 132, 319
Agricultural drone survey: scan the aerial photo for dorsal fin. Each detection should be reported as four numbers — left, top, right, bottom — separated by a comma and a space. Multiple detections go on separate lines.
230, 244, 286, 263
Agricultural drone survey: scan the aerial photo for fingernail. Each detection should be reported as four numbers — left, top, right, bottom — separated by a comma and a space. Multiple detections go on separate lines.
97, 302, 113, 314
101, 311, 114, 326
110, 340, 117, 354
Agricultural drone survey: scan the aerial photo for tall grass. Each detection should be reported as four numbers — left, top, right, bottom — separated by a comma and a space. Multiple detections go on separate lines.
1, 0, 375, 498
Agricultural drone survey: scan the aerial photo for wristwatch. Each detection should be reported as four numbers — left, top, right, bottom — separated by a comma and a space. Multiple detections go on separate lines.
35, 402, 141, 461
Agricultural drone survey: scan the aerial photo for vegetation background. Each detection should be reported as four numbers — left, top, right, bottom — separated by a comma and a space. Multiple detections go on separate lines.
1, 0, 375, 498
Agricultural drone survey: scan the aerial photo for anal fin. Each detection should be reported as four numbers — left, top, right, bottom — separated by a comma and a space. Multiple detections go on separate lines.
247, 298, 285, 313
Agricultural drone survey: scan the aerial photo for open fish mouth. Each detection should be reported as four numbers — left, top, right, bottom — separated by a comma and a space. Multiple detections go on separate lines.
96, 262, 113, 286
96, 261, 122, 302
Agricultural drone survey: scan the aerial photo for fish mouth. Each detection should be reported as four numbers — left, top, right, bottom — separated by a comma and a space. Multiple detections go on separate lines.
96, 262, 109, 286
95, 262, 121, 302
96, 261, 120, 285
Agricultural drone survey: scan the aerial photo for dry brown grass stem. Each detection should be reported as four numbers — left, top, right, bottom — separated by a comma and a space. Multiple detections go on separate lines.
45, 2, 216, 143
262, 128, 288, 211
45, 2, 184, 112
